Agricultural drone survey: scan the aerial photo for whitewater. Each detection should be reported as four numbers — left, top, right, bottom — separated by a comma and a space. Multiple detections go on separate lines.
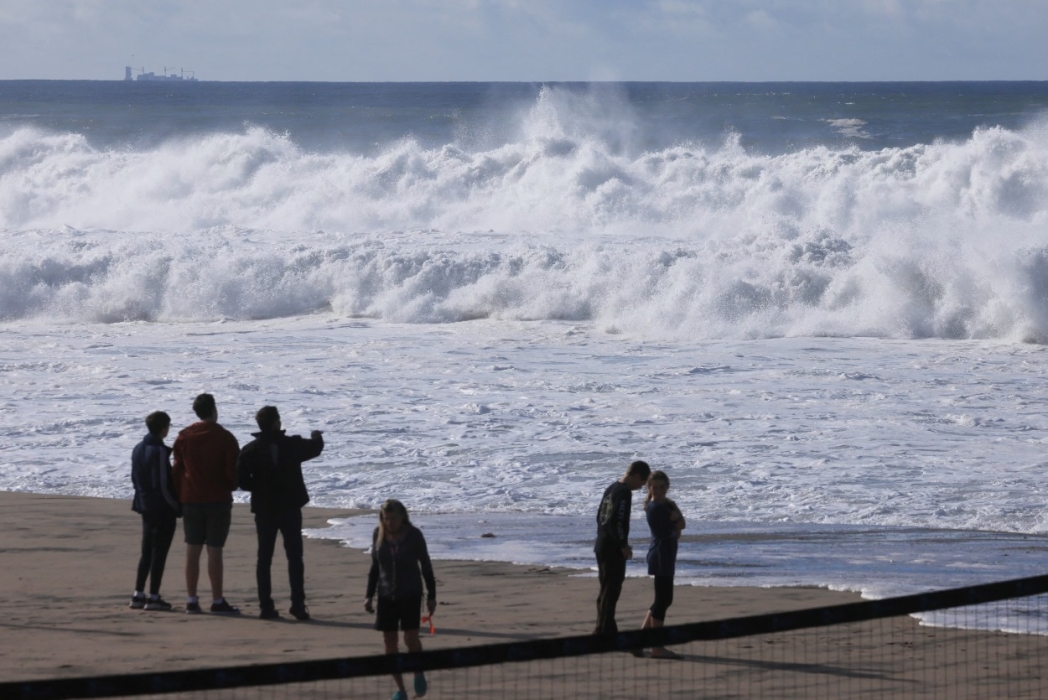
2, 82, 1048, 630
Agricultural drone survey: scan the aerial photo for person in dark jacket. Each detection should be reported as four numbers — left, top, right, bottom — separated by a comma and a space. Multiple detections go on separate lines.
593, 459, 651, 635
364, 499, 436, 700
236, 405, 323, 621
638, 470, 685, 659
130, 410, 180, 612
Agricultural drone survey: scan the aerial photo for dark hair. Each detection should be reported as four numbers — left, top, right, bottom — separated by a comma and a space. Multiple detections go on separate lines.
192, 393, 216, 420
145, 411, 171, 436
255, 405, 280, 430
626, 460, 652, 480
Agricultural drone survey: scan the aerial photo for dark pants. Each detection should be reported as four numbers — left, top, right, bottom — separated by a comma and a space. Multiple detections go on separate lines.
650, 574, 674, 621
255, 509, 305, 611
595, 546, 626, 634
135, 514, 177, 595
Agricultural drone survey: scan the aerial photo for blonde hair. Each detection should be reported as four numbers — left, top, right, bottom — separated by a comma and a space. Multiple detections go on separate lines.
377, 499, 411, 543
645, 470, 670, 507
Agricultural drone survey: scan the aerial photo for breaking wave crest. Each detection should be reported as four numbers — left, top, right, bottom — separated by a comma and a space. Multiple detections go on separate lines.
3, 88, 1048, 340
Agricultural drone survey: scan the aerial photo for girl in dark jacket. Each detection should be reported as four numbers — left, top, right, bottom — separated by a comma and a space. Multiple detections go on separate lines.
365, 499, 437, 700
639, 470, 685, 659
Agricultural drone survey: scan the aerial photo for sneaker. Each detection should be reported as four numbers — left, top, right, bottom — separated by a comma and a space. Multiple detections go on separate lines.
289, 605, 310, 621
259, 607, 281, 620
144, 597, 172, 611
185, 602, 203, 614
413, 672, 428, 698
391, 691, 408, 700
129, 595, 146, 610
210, 600, 241, 615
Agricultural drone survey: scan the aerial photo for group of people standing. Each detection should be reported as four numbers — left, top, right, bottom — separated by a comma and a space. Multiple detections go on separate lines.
129, 393, 436, 700
131, 394, 680, 698
130, 392, 323, 619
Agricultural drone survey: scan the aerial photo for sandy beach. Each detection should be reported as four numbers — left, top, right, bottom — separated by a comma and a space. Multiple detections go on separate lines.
3, 491, 1047, 699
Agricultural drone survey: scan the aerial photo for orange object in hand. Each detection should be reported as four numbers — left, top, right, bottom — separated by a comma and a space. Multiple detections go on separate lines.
421, 615, 436, 634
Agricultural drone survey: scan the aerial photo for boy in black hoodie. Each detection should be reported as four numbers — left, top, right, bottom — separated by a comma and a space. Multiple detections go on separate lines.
593, 459, 651, 635
130, 411, 181, 611
237, 406, 324, 620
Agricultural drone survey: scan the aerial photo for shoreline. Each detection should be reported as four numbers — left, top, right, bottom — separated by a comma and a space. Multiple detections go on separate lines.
0, 490, 863, 682
303, 508, 1048, 611
7, 490, 1048, 698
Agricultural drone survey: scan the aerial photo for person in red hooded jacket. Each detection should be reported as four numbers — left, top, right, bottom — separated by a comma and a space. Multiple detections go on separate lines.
172, 393, 241, 615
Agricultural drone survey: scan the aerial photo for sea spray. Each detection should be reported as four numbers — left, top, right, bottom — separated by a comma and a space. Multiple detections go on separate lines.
4, 89, 1048, 337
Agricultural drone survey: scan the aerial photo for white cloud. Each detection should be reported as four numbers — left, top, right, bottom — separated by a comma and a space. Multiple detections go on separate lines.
744, 9, 777, 29
859, 0, 905, 17
657, 0, 707, 16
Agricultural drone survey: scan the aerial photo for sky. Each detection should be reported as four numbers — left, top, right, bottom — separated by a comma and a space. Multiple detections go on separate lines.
1, 0, 1047, 82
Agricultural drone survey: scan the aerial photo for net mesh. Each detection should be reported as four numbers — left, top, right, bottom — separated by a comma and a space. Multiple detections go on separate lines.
7, 575, 1048, 700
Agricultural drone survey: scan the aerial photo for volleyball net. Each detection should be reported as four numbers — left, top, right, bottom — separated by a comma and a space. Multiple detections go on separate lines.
7, 573, 1048, 700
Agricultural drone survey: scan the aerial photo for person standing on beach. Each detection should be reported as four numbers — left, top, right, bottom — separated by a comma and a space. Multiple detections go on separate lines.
364, 499, 437, 700
594, 459, 651, 635
638, 470, 685, 659
129, 410, 181, 612
171, 393, 241, 615
236, 405, 323, 621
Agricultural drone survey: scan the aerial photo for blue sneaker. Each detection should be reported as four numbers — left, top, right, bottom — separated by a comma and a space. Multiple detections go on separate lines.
413, 672, 428, 697
391, 691, 407, 700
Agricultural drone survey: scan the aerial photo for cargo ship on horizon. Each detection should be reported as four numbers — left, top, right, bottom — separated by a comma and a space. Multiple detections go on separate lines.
124, 66, 197, 82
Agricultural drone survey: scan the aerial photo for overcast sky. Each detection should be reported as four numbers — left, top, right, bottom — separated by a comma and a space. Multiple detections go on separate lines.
2, 0, 1047, 82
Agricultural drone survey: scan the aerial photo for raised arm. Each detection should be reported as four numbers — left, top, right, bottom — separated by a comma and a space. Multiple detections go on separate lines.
294, 431, 324, 463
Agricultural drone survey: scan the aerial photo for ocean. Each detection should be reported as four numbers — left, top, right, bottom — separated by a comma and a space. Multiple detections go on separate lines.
3, 81, 1048, 630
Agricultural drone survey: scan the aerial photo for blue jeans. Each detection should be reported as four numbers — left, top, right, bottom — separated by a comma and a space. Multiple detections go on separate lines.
254, 509, 305, 611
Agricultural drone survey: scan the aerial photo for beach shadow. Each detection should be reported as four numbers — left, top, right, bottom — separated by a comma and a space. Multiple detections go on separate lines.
676, 652, 907, 682
256, 618, 375, 630
252, 619, 559, 641
0, 621, 140, 637
413, 627, 569, 641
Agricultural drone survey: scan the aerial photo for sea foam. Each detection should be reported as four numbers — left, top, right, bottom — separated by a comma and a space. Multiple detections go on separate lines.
2, 89, 1048, 341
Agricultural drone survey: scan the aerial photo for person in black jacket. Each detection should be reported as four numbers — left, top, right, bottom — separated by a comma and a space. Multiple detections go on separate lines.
593, 459, 651, 635
130, 410, 181, 611
236, 405, 323, 620
365, 499, 436, 700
